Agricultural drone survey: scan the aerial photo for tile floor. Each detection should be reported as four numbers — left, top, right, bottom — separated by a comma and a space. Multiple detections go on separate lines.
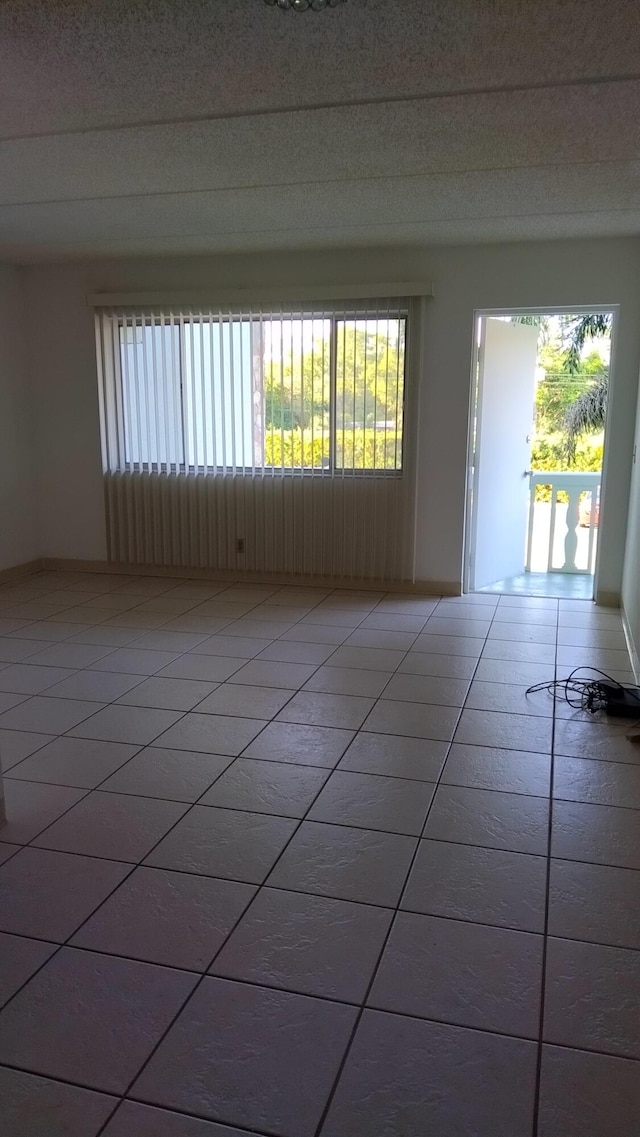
0, 570, 638, 1136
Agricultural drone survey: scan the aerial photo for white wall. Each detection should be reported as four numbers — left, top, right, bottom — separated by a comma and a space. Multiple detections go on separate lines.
621, 375, 640, 676
0, 263, 37, 570
416, 240, 640, 599
22, 237, 640, 595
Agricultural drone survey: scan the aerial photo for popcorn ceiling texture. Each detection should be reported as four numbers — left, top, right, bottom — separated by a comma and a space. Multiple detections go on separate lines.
0, 0, 639, 260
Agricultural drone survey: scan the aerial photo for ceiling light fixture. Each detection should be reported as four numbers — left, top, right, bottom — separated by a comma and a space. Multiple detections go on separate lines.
264, 0, 347, 11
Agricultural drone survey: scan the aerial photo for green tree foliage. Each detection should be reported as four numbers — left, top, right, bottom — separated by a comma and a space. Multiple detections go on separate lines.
560, 314, 612, 460
511, 314, 611, 462
265, 432, 328, 468
561, 313, 612, 374
510, 314, 552, 346
335, 324, 405, 429
264, 332, 329, 431
264, 428, 402, 469
535, 346, 607, 438
532, 337, 607, 492
563, 375, 608, 463
263, 321, 405, 469
531, 436, 603, 500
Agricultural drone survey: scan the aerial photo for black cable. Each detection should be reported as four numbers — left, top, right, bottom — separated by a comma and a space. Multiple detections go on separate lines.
526, 666, 640, 715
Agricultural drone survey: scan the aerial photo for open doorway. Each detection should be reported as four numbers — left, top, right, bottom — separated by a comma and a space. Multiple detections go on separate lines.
465, 309, 615, 599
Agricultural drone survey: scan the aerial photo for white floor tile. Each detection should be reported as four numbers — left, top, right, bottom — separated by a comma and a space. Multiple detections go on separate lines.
0, 1067, 117, 1137
145, 806, 297, 883
32, 791, 188, 861
307, 770, 435, 835
72, 867, 255, 971
195, 683, 295, 719
0, 664, 77, 694
100, 748, 232, 802
338, 732, 447, 781
200, 758, 329, 818
369, 911, 543, 1038
7, 737, 139, 788
25, 642, 117, 668
0, 947, 197, 1093
115, 676, 218, 711
303, 665, 391, 697
0, 780, 87, 845
87, 647, 183, 675
158, 654, 244, 682
0, 932, 57, 1007
68, 704, 183, 745
242, 722, 355, 767
321, 1011, 537, 1137
0, 728, 56, 771
0, 568, 635, 1137
276, 691, 375, 729
0, 695, 102, 735
363, 699, 460, 741
227, 659, 317, 689
131, 977, 356, 1136
0, 846, 130, 940
152, 713, 267, 756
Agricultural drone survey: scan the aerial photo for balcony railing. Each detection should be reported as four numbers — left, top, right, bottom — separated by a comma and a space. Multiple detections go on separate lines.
526, 471, 601, 575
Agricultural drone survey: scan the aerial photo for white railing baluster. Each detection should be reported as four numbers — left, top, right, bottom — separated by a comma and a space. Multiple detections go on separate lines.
586, 502, 597, 573
526, 471, 601, 576
548, 485, 557, 572
525, 477, 536, 572
563, 486, 581, 571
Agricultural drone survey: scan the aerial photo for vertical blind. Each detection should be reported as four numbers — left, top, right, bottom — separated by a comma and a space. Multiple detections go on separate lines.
98, 302, 406, 474
95, 298, 419, 581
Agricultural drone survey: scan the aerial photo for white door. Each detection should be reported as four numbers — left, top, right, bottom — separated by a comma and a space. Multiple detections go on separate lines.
470, 318, 539, 590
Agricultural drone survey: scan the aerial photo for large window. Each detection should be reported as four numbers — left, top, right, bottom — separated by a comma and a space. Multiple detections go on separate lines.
98, 303, 407, 475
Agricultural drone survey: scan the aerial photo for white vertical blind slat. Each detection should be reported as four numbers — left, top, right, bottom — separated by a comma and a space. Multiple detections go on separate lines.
96, 299, 416, 582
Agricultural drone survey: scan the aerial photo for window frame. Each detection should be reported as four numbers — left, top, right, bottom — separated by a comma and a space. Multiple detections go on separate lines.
104, 303, 410, 478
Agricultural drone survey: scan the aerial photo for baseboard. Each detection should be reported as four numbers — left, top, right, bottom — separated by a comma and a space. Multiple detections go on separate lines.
42, 558, 460, 597
621, 604, 640, 684
594, 589, 621, 608
0, 558, 44, 585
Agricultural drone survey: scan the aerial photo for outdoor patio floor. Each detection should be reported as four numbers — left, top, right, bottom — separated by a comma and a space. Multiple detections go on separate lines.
478, 571, 594, 600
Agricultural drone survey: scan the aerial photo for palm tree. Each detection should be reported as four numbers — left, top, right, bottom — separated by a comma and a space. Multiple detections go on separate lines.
561, 314, 611, 462
561, 313, 612, 373
563, 372, 608, 462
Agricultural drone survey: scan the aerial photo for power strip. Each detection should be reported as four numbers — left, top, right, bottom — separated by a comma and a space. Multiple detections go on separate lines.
599, 682, 640, 719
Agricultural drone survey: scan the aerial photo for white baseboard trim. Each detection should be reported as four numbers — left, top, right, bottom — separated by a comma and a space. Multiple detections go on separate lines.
42, 558, 461, 597
0, 558, 44, 585
595, 589, 621, 608
621, 604, 640, 684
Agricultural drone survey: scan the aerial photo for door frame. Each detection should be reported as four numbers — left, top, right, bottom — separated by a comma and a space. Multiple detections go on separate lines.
463, 304, 620, 597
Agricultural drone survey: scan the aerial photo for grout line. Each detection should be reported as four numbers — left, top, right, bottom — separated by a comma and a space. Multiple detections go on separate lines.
0, 666, 282, 1041
311, 606, 497, 1134
29, 773, 640, 809
531, 603, 559, 1137
313, 632, 497, 1137
0, 582, 384, 1120
0, 572, 636, 1135
95, 668, 369, 1131
0, 588, 310, 1016
2, 1013, 638, 1137
5, 832, 637, 885
6, 857, 638, 952
19, 891, 640, 982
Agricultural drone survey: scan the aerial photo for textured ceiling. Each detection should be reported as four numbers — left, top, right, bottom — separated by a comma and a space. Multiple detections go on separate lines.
1, 0, 640, 262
